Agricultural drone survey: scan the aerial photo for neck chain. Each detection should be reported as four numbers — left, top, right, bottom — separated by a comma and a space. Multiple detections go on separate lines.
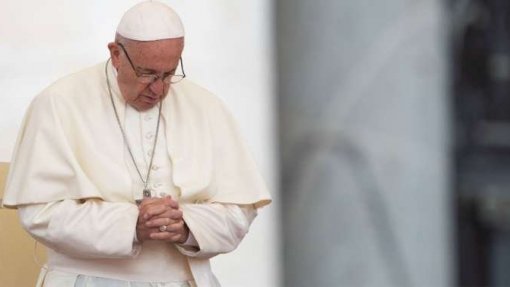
105, 58, 161, 198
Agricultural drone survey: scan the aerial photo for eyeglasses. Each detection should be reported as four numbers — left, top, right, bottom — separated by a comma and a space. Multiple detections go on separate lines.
117, 42, 186, 84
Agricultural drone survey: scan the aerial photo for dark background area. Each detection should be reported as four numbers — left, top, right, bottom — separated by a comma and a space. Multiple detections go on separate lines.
452, 0, 510, 285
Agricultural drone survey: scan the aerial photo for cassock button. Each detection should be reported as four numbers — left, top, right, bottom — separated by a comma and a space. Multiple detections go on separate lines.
145, 132, 154, 140
144, 114, 153, 121
151, 165, 160, 171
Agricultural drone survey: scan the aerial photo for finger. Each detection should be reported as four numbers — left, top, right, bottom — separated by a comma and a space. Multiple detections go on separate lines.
136, 222, 161, 242
150, 231, 184, 242
162, 196, 179, 209
157, 209, 183, 220
139, 197, 178, 212
164, 221, 185, 233
145, 217, 178, 228
138, 197, 165, 208
141, 204, 174, 220
139, 196, 177, 211
148, 196, 178, 209
138, 201, 167, 217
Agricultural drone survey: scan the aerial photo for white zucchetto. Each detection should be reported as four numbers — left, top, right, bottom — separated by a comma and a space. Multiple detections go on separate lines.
116, 1, 184, 41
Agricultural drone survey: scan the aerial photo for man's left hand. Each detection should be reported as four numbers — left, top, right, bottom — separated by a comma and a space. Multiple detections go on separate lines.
138, 196, 190, 244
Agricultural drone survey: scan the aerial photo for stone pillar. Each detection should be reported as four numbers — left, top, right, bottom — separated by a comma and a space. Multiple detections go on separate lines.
276, 1, 452, 286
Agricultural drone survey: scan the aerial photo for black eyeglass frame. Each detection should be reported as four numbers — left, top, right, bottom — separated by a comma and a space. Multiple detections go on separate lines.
117, 42, 186, 84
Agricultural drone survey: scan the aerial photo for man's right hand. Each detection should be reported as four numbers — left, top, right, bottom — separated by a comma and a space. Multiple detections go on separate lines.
135, 196, 185, 242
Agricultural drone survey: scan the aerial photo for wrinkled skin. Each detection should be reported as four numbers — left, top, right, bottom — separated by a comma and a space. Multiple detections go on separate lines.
136, 196, 189, 243
107, 36, 184, 111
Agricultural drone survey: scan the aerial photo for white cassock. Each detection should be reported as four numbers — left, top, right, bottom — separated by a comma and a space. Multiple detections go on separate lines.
3, 60, 271, 287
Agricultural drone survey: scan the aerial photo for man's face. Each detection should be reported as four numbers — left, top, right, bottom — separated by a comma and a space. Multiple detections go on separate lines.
108, 38, 184, 111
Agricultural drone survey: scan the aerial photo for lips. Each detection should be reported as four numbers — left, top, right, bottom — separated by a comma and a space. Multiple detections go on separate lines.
142, 95, 159, 103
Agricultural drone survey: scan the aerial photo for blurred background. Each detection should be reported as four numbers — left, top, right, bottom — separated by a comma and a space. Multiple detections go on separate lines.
2, 0, 510, 286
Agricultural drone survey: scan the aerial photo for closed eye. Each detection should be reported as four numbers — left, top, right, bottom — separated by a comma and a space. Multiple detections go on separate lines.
137, 69, 176, 77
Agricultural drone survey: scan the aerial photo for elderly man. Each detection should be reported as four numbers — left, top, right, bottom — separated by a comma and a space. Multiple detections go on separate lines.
2, 2, 271, 286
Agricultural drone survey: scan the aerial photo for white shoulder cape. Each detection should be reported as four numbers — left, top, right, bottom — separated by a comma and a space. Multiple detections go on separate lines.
3, 61, 271, 209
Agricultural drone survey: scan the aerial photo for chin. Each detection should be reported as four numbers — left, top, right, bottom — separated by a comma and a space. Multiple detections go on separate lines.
127, 98, 151, 110
139, 105, 154, 111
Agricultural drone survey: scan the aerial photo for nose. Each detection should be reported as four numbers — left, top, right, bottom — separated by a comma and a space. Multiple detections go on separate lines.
148, 77, 166, 96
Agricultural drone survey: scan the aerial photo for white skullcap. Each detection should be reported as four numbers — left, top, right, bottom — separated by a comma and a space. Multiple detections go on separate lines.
116, 1, 184, 41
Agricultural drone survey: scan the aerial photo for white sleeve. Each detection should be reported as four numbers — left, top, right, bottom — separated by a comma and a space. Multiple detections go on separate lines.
176, 203, 257, 259
18, 199, 141, 259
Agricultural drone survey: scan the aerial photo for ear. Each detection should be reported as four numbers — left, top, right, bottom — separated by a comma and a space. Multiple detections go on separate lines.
107, 42, 121, 69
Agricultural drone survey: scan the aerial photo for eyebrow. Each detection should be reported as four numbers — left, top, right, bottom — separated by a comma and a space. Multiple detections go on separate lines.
136, 67, 177, 75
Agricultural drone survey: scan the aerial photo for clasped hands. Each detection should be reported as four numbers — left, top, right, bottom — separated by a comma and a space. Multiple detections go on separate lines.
136, 196, 189, 244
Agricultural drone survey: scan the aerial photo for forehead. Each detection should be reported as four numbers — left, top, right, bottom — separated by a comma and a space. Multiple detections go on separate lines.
126, 38, 184, 70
